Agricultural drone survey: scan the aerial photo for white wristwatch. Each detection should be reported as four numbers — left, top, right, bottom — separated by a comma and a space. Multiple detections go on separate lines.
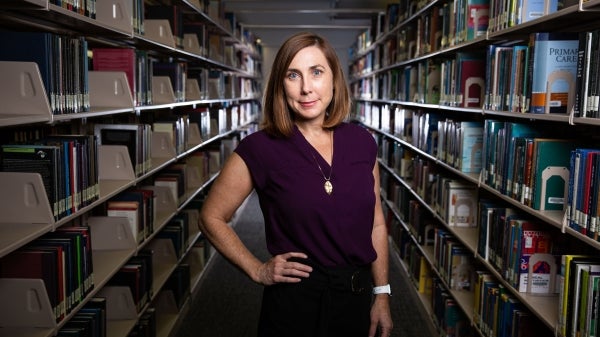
373, 284, 392, 296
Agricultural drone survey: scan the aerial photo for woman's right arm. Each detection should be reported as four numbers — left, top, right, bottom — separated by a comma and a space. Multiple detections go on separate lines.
199, 152, 264, 281
199, 153, 312, 285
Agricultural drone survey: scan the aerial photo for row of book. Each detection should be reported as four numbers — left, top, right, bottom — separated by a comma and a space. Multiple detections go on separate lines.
389, 214, 477, 337
566, 147, 600, 240
353, 31, 589, 117
482, 119, 575, 211
477, 202, 558, 294
483, 32, 580, 115
473, 271, 548, 337
0, 29, 261, 112
1, 134, 99, 221
379, 139, 479, 229
56, 297, 106, 337
362, 106, 578, 214
378, 134, 562, 295
0, 109, 250, 223
390, 210, 551, 337
141, 4, 251, 68
50, 0, 96, 20
557, 255, 600, 337
93, 47, 259, 106
0, 226, 94, 322
352, 0, 576, 72
127, 308, 156, 337
106, 187, 157, 245
0, 30, 90, 114
109, 249, 154, 313
352, 51, 484, 107
434, 228, 477, 291
487, 0, 576, 33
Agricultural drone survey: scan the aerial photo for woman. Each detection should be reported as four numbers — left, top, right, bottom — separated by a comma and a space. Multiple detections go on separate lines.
199, 31, 393, 337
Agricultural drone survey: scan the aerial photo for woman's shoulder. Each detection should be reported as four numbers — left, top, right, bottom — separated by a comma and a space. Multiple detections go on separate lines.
336, 122, 375, 142
235, 129, 288, 157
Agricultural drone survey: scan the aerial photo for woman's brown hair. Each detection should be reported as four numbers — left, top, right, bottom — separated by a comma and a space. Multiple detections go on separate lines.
261, 31, 352, 137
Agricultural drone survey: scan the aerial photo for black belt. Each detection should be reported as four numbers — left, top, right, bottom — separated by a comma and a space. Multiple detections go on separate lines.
289, 257, 372, 294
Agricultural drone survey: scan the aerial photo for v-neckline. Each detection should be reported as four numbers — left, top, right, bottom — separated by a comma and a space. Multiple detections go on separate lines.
293, 126, 334, 168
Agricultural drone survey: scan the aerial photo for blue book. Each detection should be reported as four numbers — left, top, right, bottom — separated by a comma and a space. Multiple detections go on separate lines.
0, 30, 55, 112
520, 0, 559, 23
529, 32, 580, 114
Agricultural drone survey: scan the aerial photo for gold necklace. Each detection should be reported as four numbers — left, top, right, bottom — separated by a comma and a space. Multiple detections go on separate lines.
311, 131, 333, 195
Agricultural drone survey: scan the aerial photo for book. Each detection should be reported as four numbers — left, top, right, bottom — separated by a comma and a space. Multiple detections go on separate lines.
456, 52, 486, 108
94, 123, 150, 177
42, 134, 99, 213
499, 122, 541, 196
528, 32, 580, 114
0, 249, 61, 321
578, 265, 600, 337
443, 180, 478, 227
558, 255, 600, 337
92, 47, 138, 106
508, 45, 529, 113
183, 23, 208, 57
482, 120, 505, 187
449, 244, 475, 291
531, 138, 575, 211
108, 263, 144, 312
107, 200, 143, 244
0, 31, 90, 114
153, 61, 187, 102
569, 260, 600, 337
54, 226, 94, 298
477, 201, 504, 261
1, 144, 62, 220
145, 5, 184, 48
465, 0, 489, 40
457, 121, 483, 173
520, 0, 560, 24
506, 218, 538, 288
42, 231, 87, 308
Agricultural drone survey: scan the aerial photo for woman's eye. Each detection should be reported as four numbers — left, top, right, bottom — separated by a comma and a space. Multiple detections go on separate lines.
287, 72, 299, 80
312, 69, 323, 76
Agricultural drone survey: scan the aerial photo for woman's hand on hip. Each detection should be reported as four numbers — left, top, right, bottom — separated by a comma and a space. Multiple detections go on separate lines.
256, 252, 312, 285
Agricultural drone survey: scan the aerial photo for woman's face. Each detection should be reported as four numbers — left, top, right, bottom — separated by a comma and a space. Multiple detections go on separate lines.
284, 46, 334, 122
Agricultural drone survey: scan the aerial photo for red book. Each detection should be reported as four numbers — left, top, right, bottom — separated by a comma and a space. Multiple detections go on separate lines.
92, 48, 137, 105
457, 53, 486, 108
0, 249, 61, 321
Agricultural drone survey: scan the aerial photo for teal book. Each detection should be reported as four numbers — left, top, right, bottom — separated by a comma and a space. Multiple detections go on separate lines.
532, 139, 577, 211
529, 32, 579, 114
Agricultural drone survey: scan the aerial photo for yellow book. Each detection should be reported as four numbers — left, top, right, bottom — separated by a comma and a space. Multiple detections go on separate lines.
558, 255, 587, 337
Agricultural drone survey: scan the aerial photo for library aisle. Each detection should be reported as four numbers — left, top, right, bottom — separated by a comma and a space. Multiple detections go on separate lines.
174, 192, 436, 337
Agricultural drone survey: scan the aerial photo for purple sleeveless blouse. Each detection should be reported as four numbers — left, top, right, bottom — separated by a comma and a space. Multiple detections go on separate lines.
234, 122, 378, 267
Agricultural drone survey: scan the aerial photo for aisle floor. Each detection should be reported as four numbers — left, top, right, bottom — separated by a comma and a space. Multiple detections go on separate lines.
173, 192, 436, 337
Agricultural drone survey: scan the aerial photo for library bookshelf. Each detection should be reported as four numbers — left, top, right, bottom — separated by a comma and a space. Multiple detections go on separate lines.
0, 1, 262, 337
350, 1, 600, 337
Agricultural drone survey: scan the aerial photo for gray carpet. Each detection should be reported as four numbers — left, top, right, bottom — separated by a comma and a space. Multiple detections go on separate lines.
174, 192, 436, 337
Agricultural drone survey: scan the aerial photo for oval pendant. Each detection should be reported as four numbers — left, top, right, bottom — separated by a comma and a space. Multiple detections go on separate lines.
324, 180, 333, 195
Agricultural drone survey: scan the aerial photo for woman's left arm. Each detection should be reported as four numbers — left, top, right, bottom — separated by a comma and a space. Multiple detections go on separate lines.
369, 161, 394, 337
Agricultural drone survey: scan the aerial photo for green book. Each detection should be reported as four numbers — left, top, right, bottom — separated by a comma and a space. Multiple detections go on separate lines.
531, 139, 576, 211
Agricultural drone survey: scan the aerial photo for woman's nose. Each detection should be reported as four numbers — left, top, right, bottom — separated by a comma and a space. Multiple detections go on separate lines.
301, 80, 312, 94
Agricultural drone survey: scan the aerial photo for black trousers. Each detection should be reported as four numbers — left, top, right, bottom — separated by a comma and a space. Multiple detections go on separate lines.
257, 260, 373, 337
